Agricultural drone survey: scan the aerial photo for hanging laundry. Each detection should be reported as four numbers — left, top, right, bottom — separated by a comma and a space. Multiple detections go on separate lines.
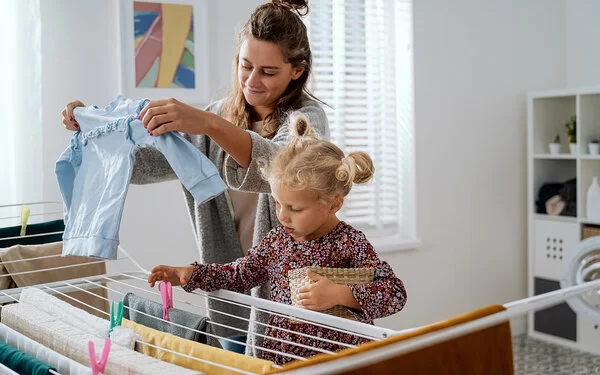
123, 292, 221, 348
20, 287, 138, 349
55, 95, 227, 259
0, 340, 55, 375
272, 305, 514, 375
0, 251, 16, 290
0, 219, 64, 248
0, 242, 108, 317
1, 302, 200, 375
0, 323, 91, 375
122, 319, 274, 375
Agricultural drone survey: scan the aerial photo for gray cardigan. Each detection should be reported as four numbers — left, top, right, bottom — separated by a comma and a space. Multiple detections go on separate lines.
130, 94, 329, 357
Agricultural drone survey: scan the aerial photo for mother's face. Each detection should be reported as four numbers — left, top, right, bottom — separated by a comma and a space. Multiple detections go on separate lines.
237, 36, 304, 110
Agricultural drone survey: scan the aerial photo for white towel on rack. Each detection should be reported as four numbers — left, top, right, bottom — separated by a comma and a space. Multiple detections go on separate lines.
0, 323, 92, 375
19, 287, 138, 349
1, 302, 201, 375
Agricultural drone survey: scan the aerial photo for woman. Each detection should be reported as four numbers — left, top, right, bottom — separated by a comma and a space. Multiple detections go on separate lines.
62, 0, 329, 357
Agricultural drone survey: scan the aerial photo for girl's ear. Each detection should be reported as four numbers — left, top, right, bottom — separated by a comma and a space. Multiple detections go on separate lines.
329, 194, 344, 214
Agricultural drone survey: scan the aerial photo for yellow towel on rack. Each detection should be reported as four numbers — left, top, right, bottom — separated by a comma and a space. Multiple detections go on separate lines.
269, 304, 514, 375
123, 319, 275, 375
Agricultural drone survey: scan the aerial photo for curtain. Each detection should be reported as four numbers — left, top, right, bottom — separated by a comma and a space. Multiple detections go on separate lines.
0, 0, 42, 214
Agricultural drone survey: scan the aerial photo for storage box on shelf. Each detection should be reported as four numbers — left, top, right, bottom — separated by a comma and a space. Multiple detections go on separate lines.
527, 87, 600, 356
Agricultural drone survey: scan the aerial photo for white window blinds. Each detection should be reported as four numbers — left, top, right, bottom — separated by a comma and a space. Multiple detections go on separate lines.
305, 0, 416, 243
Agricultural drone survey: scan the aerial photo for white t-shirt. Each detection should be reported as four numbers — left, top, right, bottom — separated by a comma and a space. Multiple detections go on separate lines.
226, 121, 263, 255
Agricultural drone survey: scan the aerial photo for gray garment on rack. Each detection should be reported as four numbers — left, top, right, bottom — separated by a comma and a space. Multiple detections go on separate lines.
123, 292, 222, 348
130, 94, 329, 358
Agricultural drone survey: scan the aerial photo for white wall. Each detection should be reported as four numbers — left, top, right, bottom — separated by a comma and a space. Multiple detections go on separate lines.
565, 0, 600, 87
41, 0, 121, 206
40, 0, 260, 270
376, 0, 567, 330
36, 0, 571, 331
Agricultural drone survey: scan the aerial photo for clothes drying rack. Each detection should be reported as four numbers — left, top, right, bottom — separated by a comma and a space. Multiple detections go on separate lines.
0, 201, 599, 375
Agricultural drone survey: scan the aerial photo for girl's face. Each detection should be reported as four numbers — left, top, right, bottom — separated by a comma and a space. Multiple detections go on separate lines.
270, 181, 342, 242
238, 36, 304, 117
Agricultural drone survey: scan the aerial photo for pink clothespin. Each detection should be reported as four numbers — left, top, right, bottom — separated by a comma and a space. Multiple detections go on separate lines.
88, 338, 110, 375
159, 281, 173, 321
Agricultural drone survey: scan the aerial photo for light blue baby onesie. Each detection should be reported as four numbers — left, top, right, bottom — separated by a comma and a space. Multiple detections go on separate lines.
55, 95, 227, 259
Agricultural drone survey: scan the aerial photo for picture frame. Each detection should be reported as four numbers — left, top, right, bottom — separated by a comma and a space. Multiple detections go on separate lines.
119, 0, 209, 105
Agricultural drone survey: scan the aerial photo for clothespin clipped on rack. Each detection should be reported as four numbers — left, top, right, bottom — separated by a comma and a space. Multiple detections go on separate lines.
159, 281, 173, 321
19, 205, 30, 237
88, 338, 110, 375
108, 300, 123, 337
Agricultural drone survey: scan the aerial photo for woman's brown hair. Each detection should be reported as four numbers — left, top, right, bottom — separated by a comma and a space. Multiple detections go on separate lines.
222, 0, 321, 139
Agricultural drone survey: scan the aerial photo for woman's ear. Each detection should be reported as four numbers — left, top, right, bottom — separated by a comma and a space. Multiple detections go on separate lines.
291, 62, 306, 80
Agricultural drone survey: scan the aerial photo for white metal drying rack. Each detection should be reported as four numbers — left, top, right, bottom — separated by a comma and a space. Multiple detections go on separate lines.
0, 201, 598, 374
0, 201, 63, 221
0, 201, 397, 374
0, 261, 395, 374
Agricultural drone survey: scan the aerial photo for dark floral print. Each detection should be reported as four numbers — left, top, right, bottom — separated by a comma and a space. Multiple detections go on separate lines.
183, 221, 407, 364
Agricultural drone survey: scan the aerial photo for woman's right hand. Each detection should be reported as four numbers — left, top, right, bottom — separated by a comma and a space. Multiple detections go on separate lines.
61, 100, 85, 131
148, 265, 194, 288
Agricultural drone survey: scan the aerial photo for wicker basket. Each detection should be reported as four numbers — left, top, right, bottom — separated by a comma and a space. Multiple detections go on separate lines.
288, 266, 374, 321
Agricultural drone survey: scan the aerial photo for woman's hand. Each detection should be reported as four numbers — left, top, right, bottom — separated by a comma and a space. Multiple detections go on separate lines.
148, 264, 194, 288
296, 271, 359, 311
139, 97, 253, 168
139, 98, 215, 136
61, 100, 85, 131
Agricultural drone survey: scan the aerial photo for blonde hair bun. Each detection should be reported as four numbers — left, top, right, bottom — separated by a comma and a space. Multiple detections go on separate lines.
264, 116, 375, 199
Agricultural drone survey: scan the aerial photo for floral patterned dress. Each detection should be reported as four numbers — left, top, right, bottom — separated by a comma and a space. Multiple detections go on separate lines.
182, 221, 407, 365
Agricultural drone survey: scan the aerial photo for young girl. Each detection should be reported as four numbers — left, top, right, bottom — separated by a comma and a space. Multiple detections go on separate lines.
147, 116, 407, 365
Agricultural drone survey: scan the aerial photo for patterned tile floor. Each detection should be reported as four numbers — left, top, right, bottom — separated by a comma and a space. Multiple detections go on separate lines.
513, 335, 600, 374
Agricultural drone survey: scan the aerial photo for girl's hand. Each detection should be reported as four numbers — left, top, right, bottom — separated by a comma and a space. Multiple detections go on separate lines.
139, 98, 215, 136
297, 271, 347, 311
61, 100, 85, 131
148, 265, 194, 288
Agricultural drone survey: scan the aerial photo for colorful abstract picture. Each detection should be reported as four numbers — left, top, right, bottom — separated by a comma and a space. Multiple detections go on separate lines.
133, 1, 195, 89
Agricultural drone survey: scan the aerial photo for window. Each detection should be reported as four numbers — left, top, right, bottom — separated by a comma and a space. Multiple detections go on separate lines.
305, 0, 417, 250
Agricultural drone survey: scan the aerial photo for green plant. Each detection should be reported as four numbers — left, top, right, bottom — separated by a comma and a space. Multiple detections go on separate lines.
590, 138, 599, 144
552, 132, 561, 144
564, 114, 577, 143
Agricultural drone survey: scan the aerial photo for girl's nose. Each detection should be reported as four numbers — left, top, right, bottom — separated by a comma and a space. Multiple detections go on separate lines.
277, 207, 289, 223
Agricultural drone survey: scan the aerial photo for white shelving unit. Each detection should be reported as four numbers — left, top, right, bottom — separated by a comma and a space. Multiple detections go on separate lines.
527, 87, 600, 356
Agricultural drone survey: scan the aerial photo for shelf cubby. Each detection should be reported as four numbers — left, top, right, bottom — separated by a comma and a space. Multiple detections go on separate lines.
533, 159, 576, 210
578, 159, 600, 220
532, 95, 576, 155
579, 94, 600, 154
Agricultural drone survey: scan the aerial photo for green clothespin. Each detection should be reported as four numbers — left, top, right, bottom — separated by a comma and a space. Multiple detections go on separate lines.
20, 206, 30, 237
116, 301, 123, 326
108, 300, 123, 337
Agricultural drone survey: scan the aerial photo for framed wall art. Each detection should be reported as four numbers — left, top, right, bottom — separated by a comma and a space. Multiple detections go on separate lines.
119, 0, 209, 104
